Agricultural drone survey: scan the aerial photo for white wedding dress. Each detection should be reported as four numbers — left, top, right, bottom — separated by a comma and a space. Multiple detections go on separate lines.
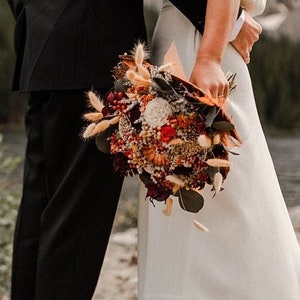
138, 1, 300, 299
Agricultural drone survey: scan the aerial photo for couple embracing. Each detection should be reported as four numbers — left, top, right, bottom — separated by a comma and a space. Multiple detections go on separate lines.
8, 0, 300, 299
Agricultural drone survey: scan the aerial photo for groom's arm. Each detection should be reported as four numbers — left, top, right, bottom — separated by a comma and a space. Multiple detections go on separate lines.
231, 10, 262, 63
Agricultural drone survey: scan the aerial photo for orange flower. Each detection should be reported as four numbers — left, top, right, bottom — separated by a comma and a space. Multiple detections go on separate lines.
139, 94, 156, 106
177, 114, 190, 128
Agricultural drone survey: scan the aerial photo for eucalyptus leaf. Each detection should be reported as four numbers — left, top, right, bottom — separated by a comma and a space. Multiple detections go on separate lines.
139, 172, 153, 186
95, 125, 117, 153
95, 135, 110, 153
176, 188, 204, 213
114, 78, 131, 92
151, 77, 173, 95
208, 166, 219, 182
205, 107, 217, 128
212, 121, 234, 131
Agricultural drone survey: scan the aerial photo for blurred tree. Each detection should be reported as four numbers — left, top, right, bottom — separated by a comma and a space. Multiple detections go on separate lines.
0, 0, 16, 122
249, 36, 300, 132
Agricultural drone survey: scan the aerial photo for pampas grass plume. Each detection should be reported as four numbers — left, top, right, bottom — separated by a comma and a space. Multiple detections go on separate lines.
134, 43, 145, 65
206, 158, 231, 168
83, 123, 97, 139
137, 63, 150, 80
213, 172, 223, 192
193, 220, 209, 232
126, 69, 137, 82
162, 198, 173, 216
92, 120, 111, 134
109, 116, 120, 125
158, 62, 173, 73
87, 91, 104, 112
197, 134, 212, 149
84, 112, 103, 122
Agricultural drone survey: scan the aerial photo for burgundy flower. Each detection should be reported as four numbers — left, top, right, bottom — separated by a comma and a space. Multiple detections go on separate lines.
146, 183, 171, 202
113, 153, 135, 176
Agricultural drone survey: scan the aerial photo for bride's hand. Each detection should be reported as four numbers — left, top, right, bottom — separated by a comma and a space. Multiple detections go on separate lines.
189, 0, 239, 99
190, 57, 229, 99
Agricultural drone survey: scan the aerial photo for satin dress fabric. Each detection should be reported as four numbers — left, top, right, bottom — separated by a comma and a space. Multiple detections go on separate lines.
138, 1, 300, 299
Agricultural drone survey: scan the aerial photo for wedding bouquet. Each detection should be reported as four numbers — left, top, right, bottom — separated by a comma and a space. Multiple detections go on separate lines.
83, 43, 241, 221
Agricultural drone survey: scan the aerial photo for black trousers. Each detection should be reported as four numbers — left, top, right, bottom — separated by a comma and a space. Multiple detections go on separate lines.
11, 90, 124, 299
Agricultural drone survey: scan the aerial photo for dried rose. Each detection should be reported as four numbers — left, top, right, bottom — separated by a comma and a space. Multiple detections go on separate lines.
160, 126, 176, 142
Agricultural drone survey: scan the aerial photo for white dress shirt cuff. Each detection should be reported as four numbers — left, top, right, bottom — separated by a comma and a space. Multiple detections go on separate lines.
229, 9, 245, 42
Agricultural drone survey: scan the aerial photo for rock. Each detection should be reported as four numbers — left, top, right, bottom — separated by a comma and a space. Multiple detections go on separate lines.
92, 229, 138, 300
111, 228, 137, 248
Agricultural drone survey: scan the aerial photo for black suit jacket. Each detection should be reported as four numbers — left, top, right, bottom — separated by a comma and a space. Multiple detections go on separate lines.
170, 0, 242, 35
170, 0, 207, 34
8, 0, 147, 92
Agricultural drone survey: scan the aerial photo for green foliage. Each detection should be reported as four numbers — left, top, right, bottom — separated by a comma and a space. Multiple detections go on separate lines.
0, 134, 22, 297
249, 36, 300, 133
0, 0, 16, 122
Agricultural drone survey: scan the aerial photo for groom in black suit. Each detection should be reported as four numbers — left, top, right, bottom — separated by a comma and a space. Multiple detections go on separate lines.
7, 0, 146, 299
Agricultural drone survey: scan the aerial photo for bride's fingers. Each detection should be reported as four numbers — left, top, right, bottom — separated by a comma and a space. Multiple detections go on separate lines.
222, 83, 229, 99
212, 83, 229, 99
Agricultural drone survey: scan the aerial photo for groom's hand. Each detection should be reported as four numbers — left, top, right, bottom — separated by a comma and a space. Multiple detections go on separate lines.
231, 10, 262, 64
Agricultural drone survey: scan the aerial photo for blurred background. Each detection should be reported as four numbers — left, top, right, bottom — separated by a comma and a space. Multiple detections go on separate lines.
1, 0, 300, 298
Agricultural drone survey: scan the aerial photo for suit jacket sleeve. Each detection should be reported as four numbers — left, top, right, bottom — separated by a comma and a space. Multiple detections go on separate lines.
6, 0, 24, 18
7, 0, 15, 15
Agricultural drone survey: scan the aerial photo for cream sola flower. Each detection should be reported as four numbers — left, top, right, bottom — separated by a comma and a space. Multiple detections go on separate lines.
82, 42, 242, 225
143, 97, 173, 128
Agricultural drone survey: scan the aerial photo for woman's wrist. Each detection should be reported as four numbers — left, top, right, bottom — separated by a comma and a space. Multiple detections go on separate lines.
195, 50, 223, 65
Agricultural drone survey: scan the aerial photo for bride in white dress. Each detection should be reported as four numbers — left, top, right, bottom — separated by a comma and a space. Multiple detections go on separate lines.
138, 0, 300, 299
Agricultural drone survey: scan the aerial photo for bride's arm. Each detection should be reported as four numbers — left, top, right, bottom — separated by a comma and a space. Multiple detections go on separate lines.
190, 0, 240, 99
241, 0, 266, 16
